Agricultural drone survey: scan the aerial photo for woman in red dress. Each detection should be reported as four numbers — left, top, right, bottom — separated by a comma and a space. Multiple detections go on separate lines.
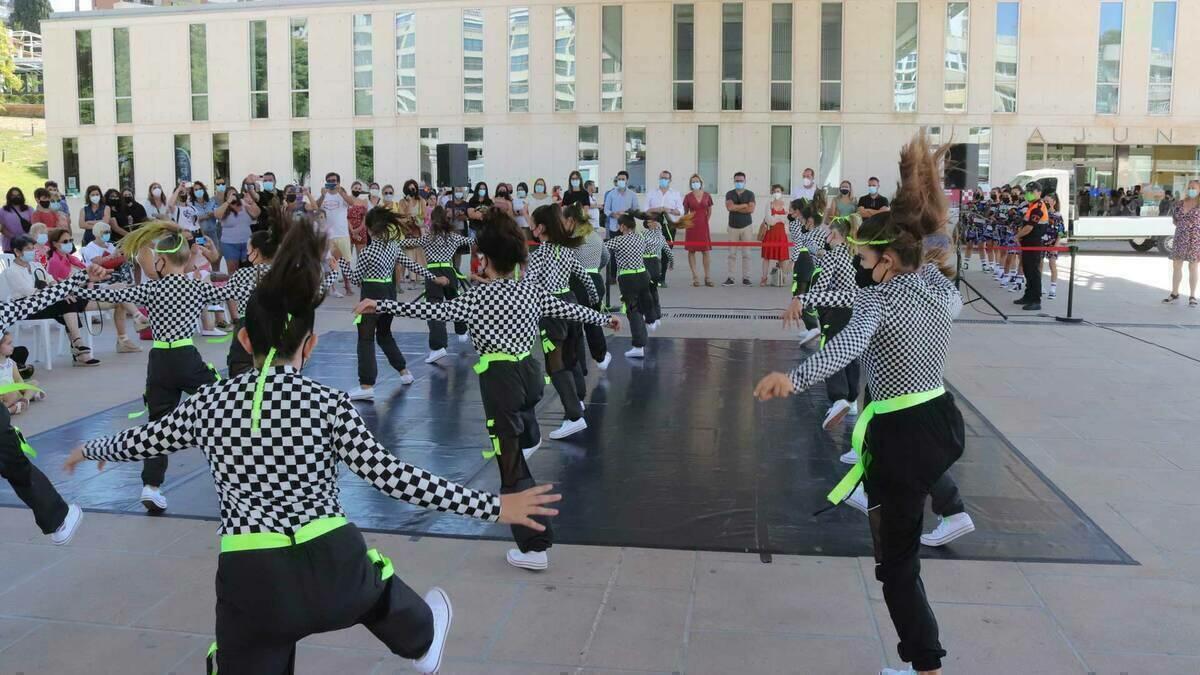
760, 184, 790, 286
683, 174, 714, 287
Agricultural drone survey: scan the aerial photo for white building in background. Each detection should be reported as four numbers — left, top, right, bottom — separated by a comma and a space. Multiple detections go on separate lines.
39, 0, 1199, 229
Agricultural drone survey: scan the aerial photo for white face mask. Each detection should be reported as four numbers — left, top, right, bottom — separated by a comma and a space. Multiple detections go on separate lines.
772, 192, 783, 200
803, 178, 814, 188
152, 187, 163, 198
89, 194, 101, 205
691, 181, 701, 190
535, 184, 546, 194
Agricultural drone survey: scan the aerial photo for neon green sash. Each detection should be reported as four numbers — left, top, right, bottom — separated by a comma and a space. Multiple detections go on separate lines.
473, 351, 530, 375
219, 516, 348, 553
618, 267, 646, 276
152, 338, 195, 349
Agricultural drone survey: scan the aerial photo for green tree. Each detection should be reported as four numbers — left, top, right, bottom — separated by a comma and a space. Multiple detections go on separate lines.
0, 24, 22, 110
10, 0, 54, 34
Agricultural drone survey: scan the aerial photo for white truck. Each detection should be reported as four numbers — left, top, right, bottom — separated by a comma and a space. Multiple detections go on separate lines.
1002, 168, 1176, 255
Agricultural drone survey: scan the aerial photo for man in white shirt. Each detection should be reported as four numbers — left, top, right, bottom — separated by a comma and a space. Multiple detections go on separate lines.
791, 167, 817, 201
644, 170, 682, 287
317, 171, 354, 297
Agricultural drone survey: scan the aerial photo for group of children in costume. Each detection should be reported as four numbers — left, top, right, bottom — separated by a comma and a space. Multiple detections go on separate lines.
960, 185, 1066, 302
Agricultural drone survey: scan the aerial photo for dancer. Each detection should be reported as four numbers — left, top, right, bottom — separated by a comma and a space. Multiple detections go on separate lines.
337, 207, 443, 402
756, 134, 965, 675
605, 214, 655, 359
400, 206, 471, 365
65, 220, 560, 675
563, 203, 611, 370
786, 198, 824, 346
526, 204, 599, 440
803, 215, 861, 432
640, 213, 673, 331
356, 210, 616, 572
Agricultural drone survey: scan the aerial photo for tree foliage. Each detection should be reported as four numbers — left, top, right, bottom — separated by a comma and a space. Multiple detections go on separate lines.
0, 24, 22, 99
11, 0, 54, 35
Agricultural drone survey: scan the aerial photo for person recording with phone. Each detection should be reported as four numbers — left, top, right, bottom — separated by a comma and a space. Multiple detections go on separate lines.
317, 172, 355, 298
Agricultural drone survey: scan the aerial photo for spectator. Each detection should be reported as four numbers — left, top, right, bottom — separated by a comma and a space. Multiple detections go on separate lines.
115, 187, 147, 241
3, 235, 100, 366
526, 178, 554, 238
1078, 184, 1093, 217
1164, 179, 1200, 307
254, 171, 280, 232
31, 188, 66, 232
345, 180, 370, 260
513, 181, 530, 230
723, 171, 756, 286
45, 228, 86, 282
826, 180, 856, 221
585, 180, 601, 231
0, 188, 34, 253
44, 180, 72, 231
445, 186, 471, 236
166, 182, 199, 233
683, 173, 714, 287
562, 170, 589, 209
857, 177, 890, 218
78, 222, 143, 353
144, 182, 171, 220
603, 171, 638, 236
759, 184, 789, 286
492, 183, 514, 216
466, 182, 492, 231
214, 185, 260, 275
317, 172, 355, 297
191, 181, 220, 243
1160, 188, 1174, 217
791, 167, 817, 201
0, 332, 43, 416
26, 223, 50, 267
644, 169, 684, 244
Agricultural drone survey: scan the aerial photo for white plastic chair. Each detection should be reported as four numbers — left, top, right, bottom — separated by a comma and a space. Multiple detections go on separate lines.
0, 259, 69, 370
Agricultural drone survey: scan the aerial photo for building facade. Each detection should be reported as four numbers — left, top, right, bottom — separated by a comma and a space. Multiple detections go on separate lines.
41, 0, 1198, 227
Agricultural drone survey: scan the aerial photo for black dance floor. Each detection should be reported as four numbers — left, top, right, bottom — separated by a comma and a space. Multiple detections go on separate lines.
2, 332, 1132, 564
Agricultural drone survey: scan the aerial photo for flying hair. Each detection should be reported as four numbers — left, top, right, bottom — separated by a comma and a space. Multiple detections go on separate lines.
562, 204, 594, 238
118, 220, 191, 267
532, 203, 581, 248
364, 206, 404, 243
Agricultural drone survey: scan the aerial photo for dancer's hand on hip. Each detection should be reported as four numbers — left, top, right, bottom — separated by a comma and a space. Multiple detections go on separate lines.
353, 299, 378, 316
434, 276, 450, 287
754, 372, 796, 401
498, 484, 562, 531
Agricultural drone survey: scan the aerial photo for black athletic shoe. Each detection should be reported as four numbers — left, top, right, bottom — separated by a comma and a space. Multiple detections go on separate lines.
742, 278, 752, 286
722, 278, 735, 287
18, 365, 34, 380
1013, 297, 1031, 305
1022, 303, 1041, 311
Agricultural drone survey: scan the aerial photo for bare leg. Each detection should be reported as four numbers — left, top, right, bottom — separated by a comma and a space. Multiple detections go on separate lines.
113, 304, 128, 339
702, 251, 711, 281
1049, 258, 1058, 284
687, 250, 699, 283
1171, 259, 1184, 295
1189, 262, 1199, 298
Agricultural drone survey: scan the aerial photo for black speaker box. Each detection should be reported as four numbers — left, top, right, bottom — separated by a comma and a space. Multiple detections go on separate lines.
944, 143, 979, 190
436, 143, 469, 188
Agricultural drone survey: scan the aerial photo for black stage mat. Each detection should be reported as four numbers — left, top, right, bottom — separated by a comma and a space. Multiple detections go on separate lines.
2, 332, 1133, 564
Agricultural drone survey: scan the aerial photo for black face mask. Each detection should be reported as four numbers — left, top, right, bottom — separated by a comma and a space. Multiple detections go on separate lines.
352, 190, 363, 197
405, 187, 418, 197
853, 254, 878, 288
107, 197, 121, 207
840, 188, 851, 196
37, 200, 50, 209
124, 196, 134, 203
285, 194, 297, 204
9, 196, 24, 207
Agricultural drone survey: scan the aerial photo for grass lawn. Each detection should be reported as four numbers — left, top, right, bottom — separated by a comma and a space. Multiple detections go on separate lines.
0, 124, 48, 196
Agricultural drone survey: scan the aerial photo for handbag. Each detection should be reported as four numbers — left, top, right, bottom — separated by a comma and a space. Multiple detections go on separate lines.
95, 253, 128, 270
756, 222, 769, 241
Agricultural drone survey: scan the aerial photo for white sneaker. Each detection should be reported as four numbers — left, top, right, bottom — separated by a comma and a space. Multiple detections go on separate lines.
648, 320, 660, 332
624, 346, 645, 359
579, 401, 586, 412
457, 333, 470, 344
506, 548, 549, 571
848, 402, 859, 416
49, 503, 83, 545
412, 587, 452, 674
333, 289, 346, 299
921, 512, 976, 547
424, 348, 448, 364
522, 439, 542, 459
798, 327, 821, 346
199, 328, 225, 337
844, 484, 868, 515
1048, 284, 1057, 299
597, 352, 612, 371
549, 417, 587, 440
880, 669, 917, 675
399, 371, 415, 385
822, 400, 852, 431
140, 486, 167, 513
839, 448, 859, 465
349, 386, 375, 401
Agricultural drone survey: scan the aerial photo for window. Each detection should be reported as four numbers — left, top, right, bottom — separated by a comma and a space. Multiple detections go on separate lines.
894, 2, 918, 112
601, 5, 623, 111
555, 7, 577, 111
969, 127, 991, 186
396, 11, 417, 114
770, 126, 791, 193
721, 3, 743, 111
697, 125, 719, 193
625, 127, 646, 193
62, 138, 80, 196
578, 126, 599, 182
993, 3, 1019, 113
466, 127, 484, 185
355, 129, 374, 183
174, 134, 192, 185
1148, 1, 1176, 114
250, 21, 268, 119
113, 28, 132, 123
212, 133, 230, 183
770, 3, 792, 111
420, 128, 439, 187
353, 14, 373, 116
189, 25, 208, 121
944, 3, 969, 111
1096, 2, 1123, 114
508, 8, 530, 113
463, 10, 484, 113
75, 30, 94, 125
673, 5, 694, 111
819, 125, 841, 188
116, 136, 135, 191
290, 19, 309, 118
819, 3, 842, 111
292, 131, 310, 185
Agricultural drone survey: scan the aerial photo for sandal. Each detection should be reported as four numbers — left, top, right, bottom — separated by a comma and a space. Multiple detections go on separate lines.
759, 277, 769, 287
705, 279, 714, 287
1190, 297, 1198, 307
1163, 293, 1180, 304
71, 342, 101, 367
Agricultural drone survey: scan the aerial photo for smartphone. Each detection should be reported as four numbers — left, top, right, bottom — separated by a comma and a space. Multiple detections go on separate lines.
325, 181, 336, 190
196, 236, 207, 245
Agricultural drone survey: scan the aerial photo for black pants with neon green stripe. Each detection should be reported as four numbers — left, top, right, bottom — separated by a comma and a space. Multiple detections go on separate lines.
208, 523, 432, 675
478, 357, 552, 553
617, 271, 653, 348
425, 268, 468, 350
0, 406, 68, 535
358, 280, 407, 386
644, 257, 663, 323
791, 254, 820, 332
816, 307, 860, 403
146, 345, 219, 488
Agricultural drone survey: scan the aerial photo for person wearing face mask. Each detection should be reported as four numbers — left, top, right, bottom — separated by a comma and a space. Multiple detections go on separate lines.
759, 184, 790, 287
5, 234, 102, 366
76, 185, 116, 248
1012, 182, 1049, 311
1, 187, 34, 253
78, 222, 143, 354
525, 179, 553, 239
466, 182, 493, 232
512, 182, 530, 230
791, 167, 818, 201
145, 183, 172, 220
682, 174, 714, 287
492, 184, 514, 216
561, 171, 589, 209
118, 188, 147, 239
857, 177, 890, 219
166, 182, 200, 234
826, 181, 856, 222
27, 224, 51, 266
317, 172, 355, 297
723, 171, 756, 287
102, 189, 134, 243
1164, 179, 1200, 307
215, 185, 262, 278
644, 170, 683, 260
184, 181, 218, 247
31, 188, 66, 234
346, 180, 371, 265
602, 171, 638, 237
253, 171, 279, 233
44, 180, 73, 230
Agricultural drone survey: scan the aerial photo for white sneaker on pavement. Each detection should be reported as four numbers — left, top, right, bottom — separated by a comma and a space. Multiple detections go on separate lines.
457, 334, 470, 344
822, 400, 852, 431
522, 439, 542, 459
549, 417, 587, 440
506, 548, 549, 571
839, 448, 859, 465
597, 352, 612, 371
848, 402, 859, 416
921, 512, 976, 547
412, 587, 452, 674
624, 346, 645, 359
49, 503, 83, 545
844, 484, 868, 515
349, 386, 375, 401
798, 327, 822, 346
399, 371, 415, 385
140, 486, 167, 513
424, 348, 448, 364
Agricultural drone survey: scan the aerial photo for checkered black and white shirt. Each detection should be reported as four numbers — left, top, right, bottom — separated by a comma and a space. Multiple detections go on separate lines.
526, 242, 598, 304
376, 279, 609, 356
403, 233, 472, 265
790, 264, 962, 401
338, 239, 434, 285
227, 264, 339, 319
77, 274, 239, 342
787, 218, 829, 263
572, 231, 608, 272
0, 270, 88, 333
809, 243, 855, 295
641, 229, 674, 267
603, 232, 649, 271
82, 367, 501, 535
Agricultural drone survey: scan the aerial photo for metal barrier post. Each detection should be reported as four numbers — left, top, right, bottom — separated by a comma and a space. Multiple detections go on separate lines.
1055, 245, 1082, 324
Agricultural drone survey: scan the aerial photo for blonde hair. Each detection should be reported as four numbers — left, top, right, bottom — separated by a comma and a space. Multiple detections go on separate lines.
119, 220, 192, 266
92, 221, 111, 239
29, 223, 47, 239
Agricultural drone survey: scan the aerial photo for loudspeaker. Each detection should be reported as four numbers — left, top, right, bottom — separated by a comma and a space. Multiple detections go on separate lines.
944, 143, 979, 190
436, 143, 469, 189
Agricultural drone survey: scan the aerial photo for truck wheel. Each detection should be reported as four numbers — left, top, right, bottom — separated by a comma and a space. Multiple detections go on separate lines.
1129, 239, 1156, 252
1156, 236, 1175, 256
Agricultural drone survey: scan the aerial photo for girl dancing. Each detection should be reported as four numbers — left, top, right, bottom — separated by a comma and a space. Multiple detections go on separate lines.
401, 206, 472, 365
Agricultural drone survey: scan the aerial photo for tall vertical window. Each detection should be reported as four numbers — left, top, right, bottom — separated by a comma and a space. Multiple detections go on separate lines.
770, 3, 792, 111
189, 25, 208, 121
292, 131, 310, 184
578, 126, 599, 182
673, 5, 694, 111
466, 127, 484, 185
62, 138, 80, 196
721, 3, 743, 111
819, 3, 842, 111
969, 127, 991, 186
819, 125, 841, 188
697, 125, 719, 193
290, 19, 310, 118
113, 28, 132, 123
625, 127, 646, 193
395, 11, 417, 114
355, 129, 374, 183
212, 133, 230, 183
353, 14, 373, 116
894, 2, 918, 112
508, 8, 530, 113
75, 30, 94, 125
944, 3, 969, 111
993, 2, 1019, 113
249, 21, 269, 119
555, 7, 577, 111
116, 136, 135, 191
601, 5, 623, 111
1148, 1, 1176, 114
420, 128, 439, 187
1096, 2, 1123, 115
174, 134, 192, 185
770, 126, 792, 192
463, 10, 484, 113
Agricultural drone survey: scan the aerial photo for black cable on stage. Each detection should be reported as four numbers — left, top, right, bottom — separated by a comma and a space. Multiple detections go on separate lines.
1083, 320, 1200, 366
